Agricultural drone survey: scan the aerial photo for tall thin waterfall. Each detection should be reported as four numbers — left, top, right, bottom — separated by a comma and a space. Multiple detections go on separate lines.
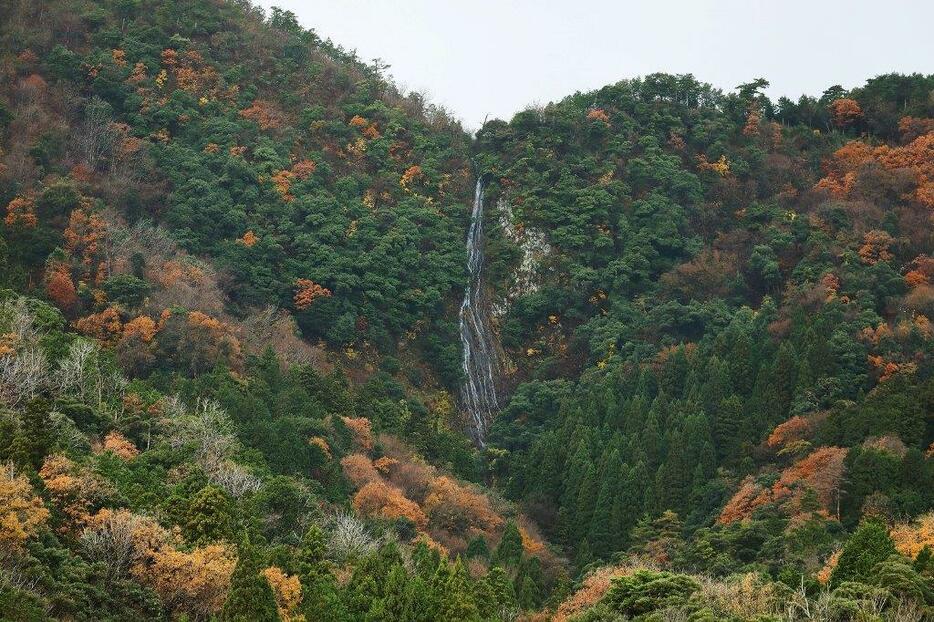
459, 178, 500, 445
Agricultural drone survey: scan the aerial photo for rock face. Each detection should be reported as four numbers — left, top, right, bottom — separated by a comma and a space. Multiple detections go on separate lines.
492, 198, 552, 319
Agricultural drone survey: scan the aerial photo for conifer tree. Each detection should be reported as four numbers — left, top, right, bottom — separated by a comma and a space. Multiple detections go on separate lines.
831, 520, 897, 586
495, 521, 524, 567
222, 535, 280, 622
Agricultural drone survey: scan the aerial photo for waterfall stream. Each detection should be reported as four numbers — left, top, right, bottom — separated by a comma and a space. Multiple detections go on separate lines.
459, 178, 500, 445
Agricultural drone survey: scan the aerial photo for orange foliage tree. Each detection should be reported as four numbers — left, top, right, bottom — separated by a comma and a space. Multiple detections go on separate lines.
340, 416, 372, 450
0, 464, 50, 554
46, 263, 78, 312
816, 131, 934, 208
423, 475, 503, 534
239, 100, 285, 130
889, 512, 934, 558
587, 108, 610, 124
858, 230, 896, 265
5, 193, 37, 228
137, 542, 236, 618
237, 231, 258, 247
63, 204, 107, 279
293, 278, 332, 310
75, 307, 123, 343
830, 98, 863, 128
39, 454, 111, 533
719, 447, 848, 524
340, 454, 380, 488
101, 430, 140, 460
765, 415, 813, 451
263, 566, 303, 622
352, 480, 428, 529
123, 315, 158, 342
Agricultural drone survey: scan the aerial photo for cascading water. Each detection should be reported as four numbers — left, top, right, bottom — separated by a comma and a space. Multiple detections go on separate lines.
459, 178, 500, 445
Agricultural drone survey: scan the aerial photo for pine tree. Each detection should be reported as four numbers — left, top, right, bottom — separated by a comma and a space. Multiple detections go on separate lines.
831, 520, 897, 586
481, 566, 516, 618
297, 525, 344, 622
588, 450, 621, 556
573, 464, 598, 545
438, 558, 478, 621
713, 395, 743, 463
222, 535, 280, 622
495, 521, 524, 567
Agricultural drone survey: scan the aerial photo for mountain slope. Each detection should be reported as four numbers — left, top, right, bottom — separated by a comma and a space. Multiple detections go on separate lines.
1, 0, 933, 620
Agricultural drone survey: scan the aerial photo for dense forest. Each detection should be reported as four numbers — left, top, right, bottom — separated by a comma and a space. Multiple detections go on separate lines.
0, 0, 932, 620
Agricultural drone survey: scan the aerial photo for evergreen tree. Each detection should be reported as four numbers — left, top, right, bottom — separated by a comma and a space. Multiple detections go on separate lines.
222, 535, 279, 622
588, 450, 622, 555
831, 520, 897, 586
437, 558, 479, 621
495, 521, 524, 567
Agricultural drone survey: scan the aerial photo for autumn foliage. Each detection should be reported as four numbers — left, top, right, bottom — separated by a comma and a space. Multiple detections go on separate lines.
340, 416, 372, 450
816, 131, 934, 208
46, 263, 78, 311
293, 278, 332, 310
4, 193, 37, 228
101, 430, 140, 460
889, 512, 934, 558
352, 480, 429, 529
718, 446, 848, 524
830, 98, 863, 128
238, 99, 285, 130
263, 566, 303, 622
0, 464, 50, 553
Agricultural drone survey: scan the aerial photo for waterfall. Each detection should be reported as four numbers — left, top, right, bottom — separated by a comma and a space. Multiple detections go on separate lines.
459, 177, 500, 445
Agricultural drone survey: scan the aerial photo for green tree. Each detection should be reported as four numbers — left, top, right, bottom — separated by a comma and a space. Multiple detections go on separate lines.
831, 521, 897, 586
222, 535, 280, 622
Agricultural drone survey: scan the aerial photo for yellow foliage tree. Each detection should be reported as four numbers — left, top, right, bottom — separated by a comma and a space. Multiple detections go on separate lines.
0, 464, 50, 553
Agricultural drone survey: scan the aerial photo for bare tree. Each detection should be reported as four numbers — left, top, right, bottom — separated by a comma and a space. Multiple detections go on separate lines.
74, 98, 118, 172
326, 511, 377, 561
80, 511, 143, 579
0, 348, 49, 410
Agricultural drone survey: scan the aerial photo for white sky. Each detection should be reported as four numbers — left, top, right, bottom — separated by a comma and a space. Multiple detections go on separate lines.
257, 0, 934, 131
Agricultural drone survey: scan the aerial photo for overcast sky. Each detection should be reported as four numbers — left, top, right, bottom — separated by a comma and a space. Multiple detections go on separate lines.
257, 0, 934, 131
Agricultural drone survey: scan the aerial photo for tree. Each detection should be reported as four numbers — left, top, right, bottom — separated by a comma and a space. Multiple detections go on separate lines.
184, 485, 234, 545
604, 569, 699, 617
222, 535, 280, 622
830, 98, 863, 129
831, 520, 897, 586
0, 463, 49, 554
495, 521, 524, 567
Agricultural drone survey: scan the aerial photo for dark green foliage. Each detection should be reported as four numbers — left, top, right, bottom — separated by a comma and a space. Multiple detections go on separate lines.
183, 485, 234, 544
222, 536, 280, 622
831, 521, 898, 586
603, 569, 700, 617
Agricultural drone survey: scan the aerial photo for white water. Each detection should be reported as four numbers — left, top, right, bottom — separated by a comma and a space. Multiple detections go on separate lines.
459, 178, 500, 445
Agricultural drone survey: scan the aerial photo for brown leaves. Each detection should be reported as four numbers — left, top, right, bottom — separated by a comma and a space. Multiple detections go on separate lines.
75, 307, 123, 343
239, 99, 286, 130
4, 193, 37, 228
352, 480, 429, 529
293, 279, 332, 311
858, 230, 895, 265
587, 108, 610, 124
263, 566, 303, 622
830, 98, 862, 128
46, 263, 78, 312
101, 431, 140, 460
816, 131, 934, 208
340, 416, 373, 450
718, 446, 848, 524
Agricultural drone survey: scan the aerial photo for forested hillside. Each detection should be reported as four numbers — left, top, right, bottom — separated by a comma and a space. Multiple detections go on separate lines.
1, 0, 933, 620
